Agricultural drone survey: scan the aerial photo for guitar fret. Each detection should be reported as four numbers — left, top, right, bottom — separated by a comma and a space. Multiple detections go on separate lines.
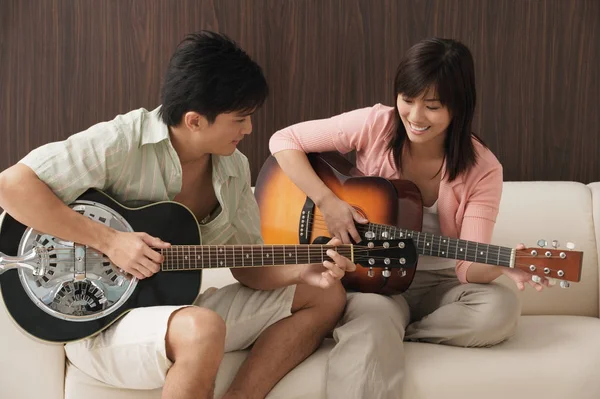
484, 244, 489, 264
497, 245, 501, 265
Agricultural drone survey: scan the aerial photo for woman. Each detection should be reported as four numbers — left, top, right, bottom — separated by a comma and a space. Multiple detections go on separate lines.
269, 38, 549, 399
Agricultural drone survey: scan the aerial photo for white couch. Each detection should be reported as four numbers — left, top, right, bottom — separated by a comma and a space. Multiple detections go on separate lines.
2, 181, 600, 399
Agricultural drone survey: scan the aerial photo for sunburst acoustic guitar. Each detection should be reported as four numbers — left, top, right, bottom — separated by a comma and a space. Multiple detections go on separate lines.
254, 152, 583, 295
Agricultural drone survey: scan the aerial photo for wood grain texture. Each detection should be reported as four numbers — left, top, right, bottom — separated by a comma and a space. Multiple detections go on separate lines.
1, 0, 599, 185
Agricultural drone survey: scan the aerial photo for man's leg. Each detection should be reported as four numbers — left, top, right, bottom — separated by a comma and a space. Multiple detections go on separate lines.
221, 281, 346, 399
163, 306, 226, 399
65, 305, 228, 399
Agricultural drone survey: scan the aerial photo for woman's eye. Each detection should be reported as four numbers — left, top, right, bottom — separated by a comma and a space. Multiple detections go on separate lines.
427, 107, 440, 110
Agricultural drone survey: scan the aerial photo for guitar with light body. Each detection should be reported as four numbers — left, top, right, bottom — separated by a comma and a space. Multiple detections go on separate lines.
254, 152, 583, 294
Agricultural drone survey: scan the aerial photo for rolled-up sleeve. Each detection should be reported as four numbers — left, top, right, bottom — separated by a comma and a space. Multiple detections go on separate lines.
455, 164, 503, 283
19, 121, 128, 204
269, 106, 377, 156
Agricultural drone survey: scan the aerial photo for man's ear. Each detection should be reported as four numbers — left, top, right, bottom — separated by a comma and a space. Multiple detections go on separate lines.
183, 111, 209, 131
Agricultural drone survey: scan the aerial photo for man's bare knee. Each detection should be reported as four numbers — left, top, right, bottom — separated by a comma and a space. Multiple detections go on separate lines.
165, 307, 226, 362
293, 281, 346, 321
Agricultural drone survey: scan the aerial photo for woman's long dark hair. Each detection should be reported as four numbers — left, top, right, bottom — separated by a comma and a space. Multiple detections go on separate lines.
388, 38, 486, 181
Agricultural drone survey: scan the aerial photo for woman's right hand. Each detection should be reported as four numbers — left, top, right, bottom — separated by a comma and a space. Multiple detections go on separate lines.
318, 194, 369, 244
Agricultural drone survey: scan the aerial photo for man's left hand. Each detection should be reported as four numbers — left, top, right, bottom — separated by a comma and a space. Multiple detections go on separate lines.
299, 237, 356, 289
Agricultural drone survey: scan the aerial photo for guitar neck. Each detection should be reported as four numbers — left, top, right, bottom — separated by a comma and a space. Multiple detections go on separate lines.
159, 244, 353, 271
367, 223, 515, 267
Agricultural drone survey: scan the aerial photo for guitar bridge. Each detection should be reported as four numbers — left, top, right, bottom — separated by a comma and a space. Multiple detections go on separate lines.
299, 197, 315, 244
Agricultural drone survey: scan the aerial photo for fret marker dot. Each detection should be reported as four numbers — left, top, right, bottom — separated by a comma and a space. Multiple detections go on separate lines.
460, 248, 464, 252
220, 261, 223, 266
426, 243, 430, 246
197, 256, 200, 260
288, 253, 292, 257
219, 248, 223, 253
480, 251, 484, 255
442, 252, 445, 255
246, 254, 250, 258
266, 254, 270, 258
443, 240, 446, 243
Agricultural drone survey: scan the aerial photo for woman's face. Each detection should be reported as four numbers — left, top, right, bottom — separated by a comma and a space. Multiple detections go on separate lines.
396, 86, 452, 146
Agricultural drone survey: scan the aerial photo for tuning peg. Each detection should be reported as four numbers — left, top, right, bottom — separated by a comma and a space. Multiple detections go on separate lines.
537, 239, 547, 248
552, 240, 559, 248
566, 242, 575, 250
531, 275, 542, 284
560, 281, 570, 288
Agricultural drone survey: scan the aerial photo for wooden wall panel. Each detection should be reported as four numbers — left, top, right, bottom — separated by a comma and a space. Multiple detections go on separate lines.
1, 0, 599, 185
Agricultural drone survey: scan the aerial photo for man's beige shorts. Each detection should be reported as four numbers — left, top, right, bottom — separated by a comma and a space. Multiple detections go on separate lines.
65, 283, 296, 389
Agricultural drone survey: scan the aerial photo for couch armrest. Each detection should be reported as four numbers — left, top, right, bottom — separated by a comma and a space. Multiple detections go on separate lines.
588, 182, 600, 312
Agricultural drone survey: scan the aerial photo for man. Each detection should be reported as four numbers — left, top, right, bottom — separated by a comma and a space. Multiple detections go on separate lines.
0, 31, 354, 399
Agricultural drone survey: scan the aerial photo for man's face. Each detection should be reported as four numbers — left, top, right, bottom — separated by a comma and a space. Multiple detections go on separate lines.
200, 111, 253, 156
182, 110, 253, 157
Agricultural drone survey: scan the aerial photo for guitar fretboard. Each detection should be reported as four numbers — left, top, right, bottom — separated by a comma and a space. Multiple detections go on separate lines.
364, 223, 514, 267
159, 245, 353, 271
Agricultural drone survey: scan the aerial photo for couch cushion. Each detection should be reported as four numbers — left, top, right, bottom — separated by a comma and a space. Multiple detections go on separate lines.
65, 315, 600, 399
404, 315, 600, 399
0, 293, 66, 399
492, 182, 598, 317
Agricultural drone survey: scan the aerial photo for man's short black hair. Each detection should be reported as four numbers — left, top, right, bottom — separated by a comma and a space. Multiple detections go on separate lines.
159, 30, 268, 126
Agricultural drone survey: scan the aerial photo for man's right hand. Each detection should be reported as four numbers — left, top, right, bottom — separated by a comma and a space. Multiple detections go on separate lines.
103, 231, 171, 279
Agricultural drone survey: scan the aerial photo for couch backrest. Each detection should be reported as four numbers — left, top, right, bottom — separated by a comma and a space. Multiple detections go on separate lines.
492, 181, 598, 317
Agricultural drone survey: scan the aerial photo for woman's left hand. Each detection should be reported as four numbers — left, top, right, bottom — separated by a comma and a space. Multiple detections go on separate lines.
502, 243, 552, 291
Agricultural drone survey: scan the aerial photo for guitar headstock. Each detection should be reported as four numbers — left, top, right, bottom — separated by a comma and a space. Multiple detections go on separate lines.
354, 239, 418, 269
515, 240, 583, 287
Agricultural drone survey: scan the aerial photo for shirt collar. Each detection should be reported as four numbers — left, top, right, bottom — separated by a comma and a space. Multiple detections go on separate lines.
140, 106, 170, 145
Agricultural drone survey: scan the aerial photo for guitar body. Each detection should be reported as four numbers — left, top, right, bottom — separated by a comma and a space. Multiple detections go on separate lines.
255, 153, 424, 294
0, 190, 202, 343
